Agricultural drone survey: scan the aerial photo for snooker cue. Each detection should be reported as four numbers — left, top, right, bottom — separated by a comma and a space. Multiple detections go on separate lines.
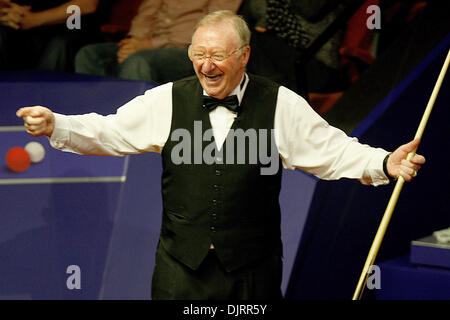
352, 48, 450, 301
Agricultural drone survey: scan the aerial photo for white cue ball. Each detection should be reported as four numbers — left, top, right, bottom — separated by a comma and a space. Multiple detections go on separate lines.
24, 141, 46, 163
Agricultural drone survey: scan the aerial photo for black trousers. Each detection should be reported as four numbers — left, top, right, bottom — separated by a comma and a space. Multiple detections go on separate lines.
151, 243, 283, 300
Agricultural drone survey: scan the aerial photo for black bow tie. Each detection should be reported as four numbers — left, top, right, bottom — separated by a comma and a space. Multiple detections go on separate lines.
203, 95, 240, 113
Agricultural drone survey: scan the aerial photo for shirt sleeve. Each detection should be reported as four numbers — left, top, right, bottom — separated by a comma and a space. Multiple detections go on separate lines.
274, 86, 390, 186
49, 82, 173, 156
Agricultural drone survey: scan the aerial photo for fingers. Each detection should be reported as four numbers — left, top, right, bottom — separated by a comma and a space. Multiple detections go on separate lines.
0, 14, 21, 29
0, 19, 19, 29
399, 139, 425, 182
410, 154, 426, 165
398, 169, 415, 182
117, 46, 136, 63
398, 162, 417, 182
398, 159, 418, 182
24, 115, 44, 125
24, 122, 46, 136
387, 138, 427, 182
17, 106, 42, 118
397, 155, 425, 182
117, 49, 127, 63
11, 3, 30, 15
16, 106, 54, 137
117, 38, 149, 63
119, 37, 138, 47
400, 138, 421, 154
401, 159, 419, 172
0, 7, 23, 23
118, 44, 135, 56
0, 4, 30, 29
19, 108, 46, 135
118, 38, 130, 47
23, 118, 47, 136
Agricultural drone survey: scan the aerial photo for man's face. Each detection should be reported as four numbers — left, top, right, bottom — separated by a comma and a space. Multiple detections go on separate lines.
190, 22, 250, 100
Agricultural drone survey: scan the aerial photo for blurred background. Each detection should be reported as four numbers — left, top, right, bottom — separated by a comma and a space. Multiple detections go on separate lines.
0, 0, 449, 300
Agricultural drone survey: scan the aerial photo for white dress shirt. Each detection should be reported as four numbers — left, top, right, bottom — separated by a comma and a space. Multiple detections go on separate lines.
49, 73, 390, 186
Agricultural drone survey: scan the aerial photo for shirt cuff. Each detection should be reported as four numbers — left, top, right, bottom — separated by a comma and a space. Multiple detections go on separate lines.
360, 148, 391, 186
383, 152, 395, 183
48, 113, 71, 150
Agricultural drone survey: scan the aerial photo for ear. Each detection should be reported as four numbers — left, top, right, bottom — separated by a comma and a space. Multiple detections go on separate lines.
240, 45, 251, 68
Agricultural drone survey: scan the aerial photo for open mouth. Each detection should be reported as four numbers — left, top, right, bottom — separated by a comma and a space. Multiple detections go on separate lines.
203, 74, 222, 80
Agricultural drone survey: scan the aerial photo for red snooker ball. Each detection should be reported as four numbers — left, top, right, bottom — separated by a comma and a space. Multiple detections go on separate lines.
6, 147, 31, 172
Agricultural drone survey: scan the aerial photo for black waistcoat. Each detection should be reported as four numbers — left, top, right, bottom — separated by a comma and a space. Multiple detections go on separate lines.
160, 74, 282, 272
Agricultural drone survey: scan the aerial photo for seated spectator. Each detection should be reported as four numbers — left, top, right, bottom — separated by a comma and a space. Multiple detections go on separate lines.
237, 0, 344, 97
0, 0, 101, 72
75, 0, 242, 84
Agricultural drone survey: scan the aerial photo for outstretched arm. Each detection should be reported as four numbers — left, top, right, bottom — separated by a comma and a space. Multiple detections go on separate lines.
275, 86, 426, 185
16, 83, 173, 157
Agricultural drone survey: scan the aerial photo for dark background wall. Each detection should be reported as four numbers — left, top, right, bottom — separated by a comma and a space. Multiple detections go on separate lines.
285, 6, 450, 298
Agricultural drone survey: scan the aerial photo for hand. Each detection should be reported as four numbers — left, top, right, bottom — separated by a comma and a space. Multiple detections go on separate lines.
16, 106, 55, 137
117, 37, 151, 63
0, 9, 20, 29
386, 138, 426, 182
0, 2, 30, 29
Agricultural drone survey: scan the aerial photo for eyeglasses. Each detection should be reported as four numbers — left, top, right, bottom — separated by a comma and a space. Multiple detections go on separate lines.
188, 45, 246, 63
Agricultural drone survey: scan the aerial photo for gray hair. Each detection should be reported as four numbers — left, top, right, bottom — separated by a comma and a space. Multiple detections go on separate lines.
192, 10, 251, 48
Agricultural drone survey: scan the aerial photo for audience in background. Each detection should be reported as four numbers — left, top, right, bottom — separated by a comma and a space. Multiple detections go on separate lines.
237, 0, 344, 102
249, 0, 429, 114
0, 0, 101, 72
0, 0, 431, 114
377, 0, 428, 55
75, 0, 242, 84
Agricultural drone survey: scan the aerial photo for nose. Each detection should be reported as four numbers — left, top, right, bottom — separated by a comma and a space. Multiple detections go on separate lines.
200, 58, 216, 74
